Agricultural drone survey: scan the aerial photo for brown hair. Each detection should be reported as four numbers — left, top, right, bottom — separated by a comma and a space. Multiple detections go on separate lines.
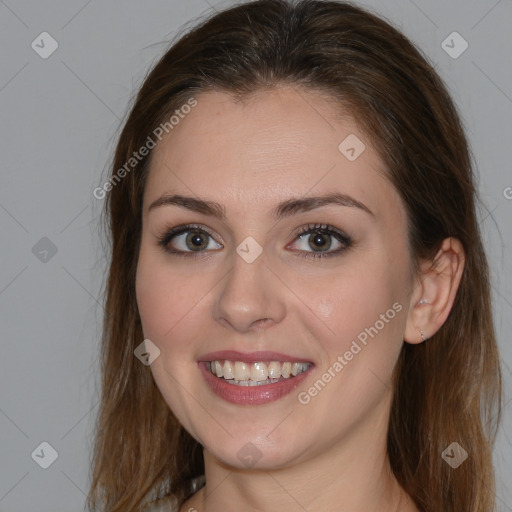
87, 1, 502, 511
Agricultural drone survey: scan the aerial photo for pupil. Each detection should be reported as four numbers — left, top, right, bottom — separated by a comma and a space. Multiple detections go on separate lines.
310, 231, 330, 251
187, 231, 207, 250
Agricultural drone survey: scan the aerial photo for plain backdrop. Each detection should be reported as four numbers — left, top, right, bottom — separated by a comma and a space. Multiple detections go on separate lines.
1, 1, 511, 510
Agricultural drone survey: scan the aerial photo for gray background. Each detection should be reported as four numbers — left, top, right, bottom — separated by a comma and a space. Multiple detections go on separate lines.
1, 0, 511, 510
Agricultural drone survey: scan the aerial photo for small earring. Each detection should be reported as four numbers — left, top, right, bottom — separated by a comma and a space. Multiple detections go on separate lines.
420, 329, 426, 341
418, 299, 429, 305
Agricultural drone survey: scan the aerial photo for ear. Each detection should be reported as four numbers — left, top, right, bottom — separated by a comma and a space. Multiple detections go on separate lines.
404, 237, 465, 344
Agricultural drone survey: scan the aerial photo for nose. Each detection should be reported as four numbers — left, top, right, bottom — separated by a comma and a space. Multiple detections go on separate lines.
212, 249, 286, 333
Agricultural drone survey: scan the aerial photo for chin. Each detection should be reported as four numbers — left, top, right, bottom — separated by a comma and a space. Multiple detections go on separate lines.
202, 430, 310, 471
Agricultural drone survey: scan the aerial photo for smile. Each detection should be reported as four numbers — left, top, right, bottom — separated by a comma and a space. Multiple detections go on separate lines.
198, 351, 315, 405
207, 360, 312, 386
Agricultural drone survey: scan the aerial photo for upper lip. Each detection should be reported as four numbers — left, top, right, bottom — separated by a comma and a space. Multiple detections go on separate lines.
197, 350, 313, 364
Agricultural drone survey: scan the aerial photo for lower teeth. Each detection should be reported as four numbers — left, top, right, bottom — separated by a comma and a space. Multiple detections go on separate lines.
224, 378, 283, 386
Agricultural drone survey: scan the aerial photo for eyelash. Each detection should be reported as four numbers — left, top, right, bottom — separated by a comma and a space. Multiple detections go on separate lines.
156, 223, 352, 260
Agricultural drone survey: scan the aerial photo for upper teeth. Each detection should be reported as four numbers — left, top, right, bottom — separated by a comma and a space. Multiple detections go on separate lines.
209, 360, 311, 381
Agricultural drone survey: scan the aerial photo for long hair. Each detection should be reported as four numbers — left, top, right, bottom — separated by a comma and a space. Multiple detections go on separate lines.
87, 1, 502, 510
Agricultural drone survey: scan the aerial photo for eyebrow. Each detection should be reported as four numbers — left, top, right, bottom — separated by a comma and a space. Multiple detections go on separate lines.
147, 192, 374, 219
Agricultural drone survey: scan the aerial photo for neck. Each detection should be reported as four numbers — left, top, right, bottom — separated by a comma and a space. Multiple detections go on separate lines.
190, 397, 417, 512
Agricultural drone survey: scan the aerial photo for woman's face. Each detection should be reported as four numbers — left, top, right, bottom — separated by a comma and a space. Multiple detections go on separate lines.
136, 87, 415, 469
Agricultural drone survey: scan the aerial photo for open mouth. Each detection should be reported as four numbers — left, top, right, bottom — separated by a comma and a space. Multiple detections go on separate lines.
206, 360, 312, 386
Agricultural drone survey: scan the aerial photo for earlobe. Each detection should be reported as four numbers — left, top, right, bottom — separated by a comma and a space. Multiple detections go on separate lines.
404, 237, 465, 344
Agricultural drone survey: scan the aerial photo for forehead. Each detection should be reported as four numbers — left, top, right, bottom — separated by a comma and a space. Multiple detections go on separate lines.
144, 86, 400, 221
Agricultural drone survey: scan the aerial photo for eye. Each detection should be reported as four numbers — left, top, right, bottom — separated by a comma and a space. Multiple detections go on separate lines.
157, 222, 352, 260
288, 223, 352, 260
157, 224, 222, 257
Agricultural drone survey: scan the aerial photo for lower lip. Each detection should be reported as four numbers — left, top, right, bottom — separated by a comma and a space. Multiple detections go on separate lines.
198, 362, 314, 405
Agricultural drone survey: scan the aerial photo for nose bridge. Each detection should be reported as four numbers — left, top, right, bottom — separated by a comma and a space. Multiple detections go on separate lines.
213, 245, 286, 332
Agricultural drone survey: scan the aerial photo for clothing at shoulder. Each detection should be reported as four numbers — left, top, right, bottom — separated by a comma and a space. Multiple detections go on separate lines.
142, 495, 177, 512
142, 476, 205, 512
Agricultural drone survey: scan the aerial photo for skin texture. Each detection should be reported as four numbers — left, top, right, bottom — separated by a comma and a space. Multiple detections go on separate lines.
135, 86, 464, 512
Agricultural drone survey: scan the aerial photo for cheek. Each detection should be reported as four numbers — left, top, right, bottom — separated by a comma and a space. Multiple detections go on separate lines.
135, 247, 200, 345
302, 250, 409, 361
293, 261, 408, 428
